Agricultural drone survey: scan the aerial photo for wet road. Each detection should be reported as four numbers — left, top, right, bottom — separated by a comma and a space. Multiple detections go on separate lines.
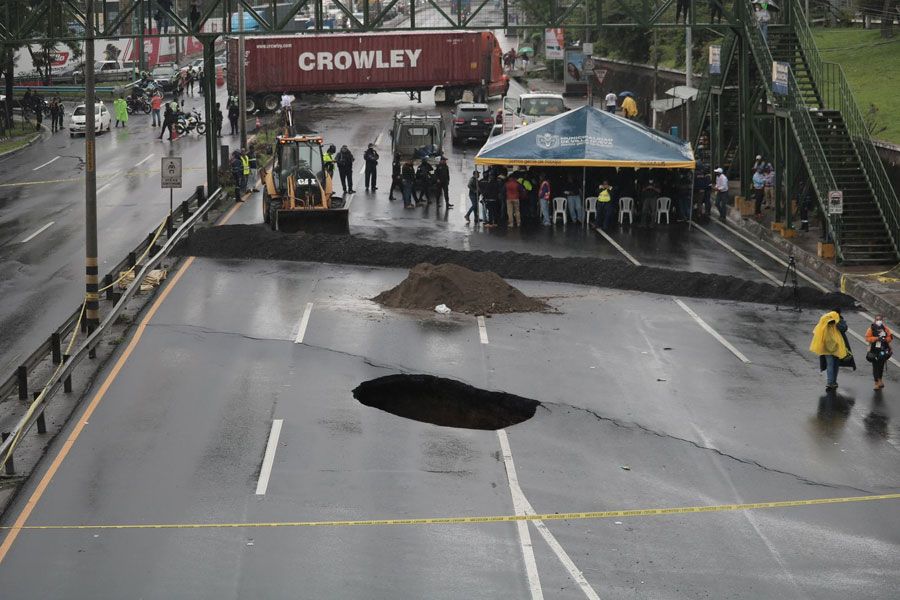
0, 255, 896, 598
0, 90, 228, 377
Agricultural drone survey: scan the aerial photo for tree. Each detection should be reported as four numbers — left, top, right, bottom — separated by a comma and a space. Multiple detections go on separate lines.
856, 0, 898, 37
3, 0, 83, 127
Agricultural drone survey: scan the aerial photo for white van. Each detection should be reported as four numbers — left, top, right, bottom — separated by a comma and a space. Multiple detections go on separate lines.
501, 92, 567, 131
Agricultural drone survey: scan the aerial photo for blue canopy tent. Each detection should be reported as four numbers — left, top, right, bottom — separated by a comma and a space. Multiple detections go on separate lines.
475, 105, 695, 169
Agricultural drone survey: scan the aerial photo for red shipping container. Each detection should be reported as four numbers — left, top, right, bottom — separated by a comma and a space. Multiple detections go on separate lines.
227, 32, 508, 111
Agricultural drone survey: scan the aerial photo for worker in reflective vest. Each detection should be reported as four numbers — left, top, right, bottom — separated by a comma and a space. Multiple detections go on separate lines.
596, 180, 614, 230
323, 144, 336, 179
240, 148, 251, 193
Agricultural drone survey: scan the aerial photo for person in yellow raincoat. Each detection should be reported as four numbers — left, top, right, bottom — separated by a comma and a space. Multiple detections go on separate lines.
810, 308, 855, 389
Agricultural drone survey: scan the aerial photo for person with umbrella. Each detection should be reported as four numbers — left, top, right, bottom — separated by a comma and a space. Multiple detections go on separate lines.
753, 0, 772, 42
620, 92, 638, 120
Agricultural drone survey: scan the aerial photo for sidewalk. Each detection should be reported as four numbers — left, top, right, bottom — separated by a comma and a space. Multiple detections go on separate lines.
726, 202, 900, 322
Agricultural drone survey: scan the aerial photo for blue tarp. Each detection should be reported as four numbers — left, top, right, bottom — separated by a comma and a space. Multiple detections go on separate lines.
475, 105, 695, 169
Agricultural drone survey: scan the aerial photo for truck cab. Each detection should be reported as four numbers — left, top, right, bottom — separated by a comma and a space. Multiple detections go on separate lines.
501, 92, 568, 132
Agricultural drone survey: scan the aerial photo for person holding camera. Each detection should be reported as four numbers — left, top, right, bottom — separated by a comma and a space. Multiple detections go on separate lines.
865, 316, 893, 390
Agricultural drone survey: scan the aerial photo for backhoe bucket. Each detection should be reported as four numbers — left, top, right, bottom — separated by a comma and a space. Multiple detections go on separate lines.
275, 207, 350, 235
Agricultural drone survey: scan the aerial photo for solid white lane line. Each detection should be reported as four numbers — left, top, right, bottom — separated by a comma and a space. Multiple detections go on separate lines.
293, 302, 314, 344
97, 181, 115, 194
19, 222, 54, 243
477, 315, 489, 344
594, 228, 641, 266
255, 419, 283, 495
32, 156, 59, 171
692, 222, 781, 285
498, 430, 601, 600
135, 153, 155, 166
712, 220, 830, 292
497, 430, 544, 600
674, 298, 751, 364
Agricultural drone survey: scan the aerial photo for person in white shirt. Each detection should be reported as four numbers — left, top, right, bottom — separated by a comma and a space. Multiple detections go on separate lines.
763, 165, 776, 209
714, 167, 729, 222
604, 91, 617, 113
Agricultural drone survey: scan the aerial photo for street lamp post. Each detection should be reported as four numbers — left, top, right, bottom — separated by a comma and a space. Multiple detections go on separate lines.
238, 1, 248, 151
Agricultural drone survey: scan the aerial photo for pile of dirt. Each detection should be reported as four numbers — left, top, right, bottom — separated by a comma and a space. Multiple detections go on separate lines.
175, 224, 856, 309
373, 263, 547, 315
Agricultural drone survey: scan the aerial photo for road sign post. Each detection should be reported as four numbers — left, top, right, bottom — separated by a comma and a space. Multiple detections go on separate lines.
161, 157, 183, 237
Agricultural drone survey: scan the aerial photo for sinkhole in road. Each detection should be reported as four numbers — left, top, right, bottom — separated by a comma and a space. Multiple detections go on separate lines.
352, 374, 540, 430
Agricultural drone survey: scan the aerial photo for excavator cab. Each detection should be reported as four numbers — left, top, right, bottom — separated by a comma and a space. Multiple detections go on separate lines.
259, 134, 350, 234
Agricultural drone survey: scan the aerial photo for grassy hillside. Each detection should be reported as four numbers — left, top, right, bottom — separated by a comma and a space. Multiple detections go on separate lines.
811, 27, 900, 144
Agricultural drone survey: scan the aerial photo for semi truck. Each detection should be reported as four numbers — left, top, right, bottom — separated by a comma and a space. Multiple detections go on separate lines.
226, 31, 509, 112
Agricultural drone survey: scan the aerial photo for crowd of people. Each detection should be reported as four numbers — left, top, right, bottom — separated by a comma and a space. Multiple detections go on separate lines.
450, 165, 708, 229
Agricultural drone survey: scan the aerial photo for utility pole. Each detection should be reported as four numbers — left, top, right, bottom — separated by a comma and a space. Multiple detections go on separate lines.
685, 18, 693, 140
85, 0, 99, 330
238, 0, 248, 150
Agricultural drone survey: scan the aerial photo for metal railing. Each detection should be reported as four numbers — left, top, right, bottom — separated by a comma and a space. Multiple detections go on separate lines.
790, 0, 900, 259
741, 0, 843, 260
692, 30, 738, 148
0, 186, 223, 473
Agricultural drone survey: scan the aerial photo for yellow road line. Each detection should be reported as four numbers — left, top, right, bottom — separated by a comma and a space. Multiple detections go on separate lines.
4, 493, 899, 532
0, 256, 196, 562
0, 185, 250, 563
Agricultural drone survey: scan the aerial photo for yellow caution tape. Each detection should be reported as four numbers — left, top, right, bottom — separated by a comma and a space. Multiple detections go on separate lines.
5, 493, 899, 531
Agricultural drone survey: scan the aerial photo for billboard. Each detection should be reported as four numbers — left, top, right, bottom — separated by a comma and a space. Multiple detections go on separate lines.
544, 28, 564, 60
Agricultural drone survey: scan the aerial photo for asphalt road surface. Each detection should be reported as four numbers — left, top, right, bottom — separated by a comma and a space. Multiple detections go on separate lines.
0, 251, 896, 598
1, 78, 829, 382
0, 89, 229, 377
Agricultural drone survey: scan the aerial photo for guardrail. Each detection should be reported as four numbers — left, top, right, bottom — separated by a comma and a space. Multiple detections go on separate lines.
0, 186, 223, 474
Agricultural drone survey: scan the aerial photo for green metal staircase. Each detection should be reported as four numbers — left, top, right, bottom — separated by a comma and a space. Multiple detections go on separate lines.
694, 0, 900, 265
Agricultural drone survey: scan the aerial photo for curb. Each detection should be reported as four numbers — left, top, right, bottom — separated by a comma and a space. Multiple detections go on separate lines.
0, 123, 50, 160
727, 212, 900, 324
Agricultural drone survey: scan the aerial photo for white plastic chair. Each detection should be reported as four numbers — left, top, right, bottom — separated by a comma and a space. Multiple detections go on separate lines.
619, 197, 634, 225
584, 197, 598, 227
657, 196, 672, 224
552, 197, 567, 225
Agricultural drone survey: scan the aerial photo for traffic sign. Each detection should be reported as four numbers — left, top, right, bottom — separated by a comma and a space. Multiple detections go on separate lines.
828, 190, 843, 215
161, 157, 182, 189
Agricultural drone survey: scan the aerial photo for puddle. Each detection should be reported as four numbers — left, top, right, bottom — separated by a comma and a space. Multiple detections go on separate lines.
352, 374, 540, 430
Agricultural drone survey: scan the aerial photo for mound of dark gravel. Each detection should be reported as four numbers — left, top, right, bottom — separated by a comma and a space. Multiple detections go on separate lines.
175, 224, 856, 309
373, 263, 548, 315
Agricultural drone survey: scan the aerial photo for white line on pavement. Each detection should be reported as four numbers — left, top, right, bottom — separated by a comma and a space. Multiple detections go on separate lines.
497, 430, 544, 600
32, 156, 59, 171
674, 298, 751, 364
498, 430, 601, 600
477, 315, 489, 344
711, 220, 830, 292
594, 228, 641, 266
374, 127, 386, 146
294, 302, 314, 344
692, 222, 781, 285
135, 153, 155, 167
97, 181, 115, 194
19, 222, 54, 243
255, 419, 283, 495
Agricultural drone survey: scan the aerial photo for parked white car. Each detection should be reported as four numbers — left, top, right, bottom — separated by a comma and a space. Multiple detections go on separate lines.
69, 101, 111, 136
